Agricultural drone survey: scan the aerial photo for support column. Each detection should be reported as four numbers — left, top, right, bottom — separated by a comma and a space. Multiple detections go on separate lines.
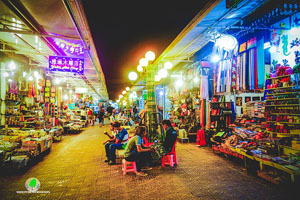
146, 64, 157, 142
0, 62, 6, 125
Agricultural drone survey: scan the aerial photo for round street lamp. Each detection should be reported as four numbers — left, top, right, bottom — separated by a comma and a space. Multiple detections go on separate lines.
137, 65, 143, 72
164, 61, 173, 69
145, 51, 155, 61
128, 71, 138, 81
158, 68, 168, 78
139, 58, 148, 67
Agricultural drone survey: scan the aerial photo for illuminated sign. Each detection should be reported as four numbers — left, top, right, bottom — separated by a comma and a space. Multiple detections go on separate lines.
49, 56, 84, 74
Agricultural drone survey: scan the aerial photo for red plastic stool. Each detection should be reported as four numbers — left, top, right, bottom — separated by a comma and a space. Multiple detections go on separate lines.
162, 139, 178, 167
122, 159, 137, 175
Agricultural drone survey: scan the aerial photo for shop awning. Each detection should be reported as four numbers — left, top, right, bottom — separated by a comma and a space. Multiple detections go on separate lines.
0, 0, 108, 100
153, 0, 269, 69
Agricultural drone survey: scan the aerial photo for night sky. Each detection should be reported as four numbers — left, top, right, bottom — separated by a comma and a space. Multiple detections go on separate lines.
82, 1, 210, 100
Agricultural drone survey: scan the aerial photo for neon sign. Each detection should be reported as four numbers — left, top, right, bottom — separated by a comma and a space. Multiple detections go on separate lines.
54, 39, 84, 56
49, 56, 84, 74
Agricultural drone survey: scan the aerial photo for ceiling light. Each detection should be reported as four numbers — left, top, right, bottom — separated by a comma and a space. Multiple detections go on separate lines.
164, 61, 173, 69
175, 79, 184, 87
8, 61, 16, 70
212, 55, 220, 62
27, 76, 33, 81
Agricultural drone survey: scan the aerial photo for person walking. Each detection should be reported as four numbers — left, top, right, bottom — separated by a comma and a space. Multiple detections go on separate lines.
98, 107, 105, 127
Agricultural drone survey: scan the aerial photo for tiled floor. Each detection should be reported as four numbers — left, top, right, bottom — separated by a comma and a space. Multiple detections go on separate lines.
0, 124, 298, 200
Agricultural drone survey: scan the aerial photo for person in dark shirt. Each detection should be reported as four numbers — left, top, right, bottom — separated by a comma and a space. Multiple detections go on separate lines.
106, 104, 114, 117
161, 119, 177, 153
98, 107, 105, 127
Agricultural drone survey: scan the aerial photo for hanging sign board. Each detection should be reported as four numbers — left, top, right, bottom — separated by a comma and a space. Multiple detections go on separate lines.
247, 37, 257, 49
49, 56, 84, 74
239, 42, 247, 53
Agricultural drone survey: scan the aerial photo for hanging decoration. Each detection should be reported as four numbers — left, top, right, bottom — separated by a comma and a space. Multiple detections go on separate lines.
271, 12, 300, 68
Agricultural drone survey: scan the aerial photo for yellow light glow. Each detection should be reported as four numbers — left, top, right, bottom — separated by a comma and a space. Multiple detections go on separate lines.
145, 51, 155, 61
164, 61, 173, 69
126, 87, 130, 91
139, 58, 148, 67
158, 68, 168, 78
128, 71, 138, 81
155, 75, 161, 82
122, 90, 126, 95
137, 65, 143, 72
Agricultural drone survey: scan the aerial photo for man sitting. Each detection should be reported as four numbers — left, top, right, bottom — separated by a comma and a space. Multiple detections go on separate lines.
103, 121, 129, 165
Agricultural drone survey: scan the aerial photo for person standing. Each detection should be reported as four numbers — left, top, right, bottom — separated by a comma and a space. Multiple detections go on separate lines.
106, 104, 114, 117
98, 107, 105, 127
87, 107, 93, 126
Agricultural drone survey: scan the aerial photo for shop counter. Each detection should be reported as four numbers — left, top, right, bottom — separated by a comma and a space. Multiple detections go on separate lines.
239, 151, 300, 183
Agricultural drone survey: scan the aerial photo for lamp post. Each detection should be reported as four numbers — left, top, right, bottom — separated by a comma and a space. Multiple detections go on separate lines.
142, 51, 158, 141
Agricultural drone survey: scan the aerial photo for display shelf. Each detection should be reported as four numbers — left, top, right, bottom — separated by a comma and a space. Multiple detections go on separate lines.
265, 75, 290, 80
266, 98, 299, 101
266, 92, 299, 96
241, 151, 300, 183
265, 86, 294, 91
265, 104, 299, 107
267, 121, 300, 125
270, 113, 300, 116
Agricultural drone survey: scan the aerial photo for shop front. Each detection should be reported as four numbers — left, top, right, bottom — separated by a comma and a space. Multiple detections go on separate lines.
0, 1, 108, 169
149, 0, 300, 184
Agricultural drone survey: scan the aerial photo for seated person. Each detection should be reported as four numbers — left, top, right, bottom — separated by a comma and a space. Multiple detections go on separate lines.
150, 119, 177, 162
124, 126, 155, 176
103, 121, 129, 165
103, 123, 117, 162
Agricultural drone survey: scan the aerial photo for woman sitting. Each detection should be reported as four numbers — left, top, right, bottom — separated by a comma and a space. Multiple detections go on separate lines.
124, 126, 155, 176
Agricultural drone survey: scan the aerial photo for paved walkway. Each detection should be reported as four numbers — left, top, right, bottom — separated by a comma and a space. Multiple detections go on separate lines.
0, 124, 298, 200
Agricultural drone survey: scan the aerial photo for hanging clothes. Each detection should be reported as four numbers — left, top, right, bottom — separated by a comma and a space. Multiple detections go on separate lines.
200, 99, 205, 128
196, 129, 206, 146
9, 80, 18, 94
206, 100, 211, 129
200, 76, 209, 99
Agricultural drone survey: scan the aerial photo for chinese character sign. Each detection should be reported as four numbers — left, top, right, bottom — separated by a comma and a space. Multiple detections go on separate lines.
49, 56, 84, 74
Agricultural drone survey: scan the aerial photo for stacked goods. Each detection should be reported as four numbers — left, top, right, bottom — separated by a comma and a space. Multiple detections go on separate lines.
254, 102, 265, 118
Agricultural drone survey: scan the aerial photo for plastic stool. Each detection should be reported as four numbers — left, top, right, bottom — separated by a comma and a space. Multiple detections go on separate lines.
162, 154, 177, 167
122, 159, 137, 175
162, 139, 178, 167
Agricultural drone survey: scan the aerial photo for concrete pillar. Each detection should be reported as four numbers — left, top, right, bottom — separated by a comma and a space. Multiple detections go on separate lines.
146, 64, 157, 142
0, 62, 6, 125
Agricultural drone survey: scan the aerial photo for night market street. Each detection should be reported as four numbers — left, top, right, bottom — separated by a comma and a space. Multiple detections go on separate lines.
0, 121, 297, 200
